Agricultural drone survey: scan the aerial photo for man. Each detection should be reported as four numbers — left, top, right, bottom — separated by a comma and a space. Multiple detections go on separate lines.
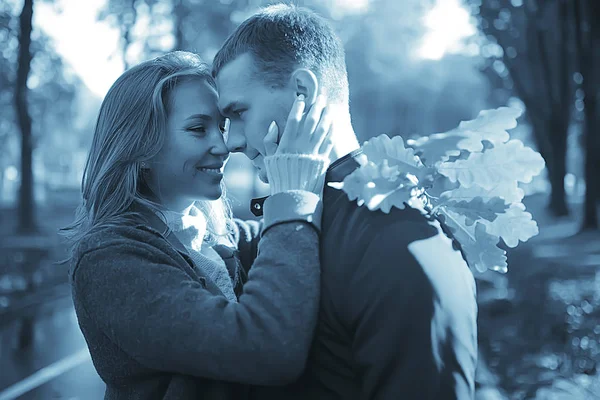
213, 4, 478, 399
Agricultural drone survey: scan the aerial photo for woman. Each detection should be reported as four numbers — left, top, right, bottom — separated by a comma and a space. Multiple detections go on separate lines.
61, 51, 333, 399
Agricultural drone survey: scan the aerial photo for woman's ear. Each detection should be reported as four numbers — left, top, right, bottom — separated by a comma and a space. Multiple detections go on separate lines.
290, 68, 319, 106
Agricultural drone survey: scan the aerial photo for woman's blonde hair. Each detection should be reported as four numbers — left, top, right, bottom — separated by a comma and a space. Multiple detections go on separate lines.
61, 51, 234, 258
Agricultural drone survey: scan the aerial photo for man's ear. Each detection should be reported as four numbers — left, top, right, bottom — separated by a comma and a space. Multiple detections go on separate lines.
290, 68, 319, 105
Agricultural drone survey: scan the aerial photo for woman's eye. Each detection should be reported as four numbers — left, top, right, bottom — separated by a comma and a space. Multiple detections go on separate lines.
233, 110, 245, 118
187, 126, 206, 134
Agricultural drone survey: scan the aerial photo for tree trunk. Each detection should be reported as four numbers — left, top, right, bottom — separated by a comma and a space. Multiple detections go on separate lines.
581, 95, 599, 229
15, 0, 35, 234
547, 119, 570, 217
526, 115, 552, 174
529, 114, 569, 216
574, 0, 599, 230
173, 0, 186, 50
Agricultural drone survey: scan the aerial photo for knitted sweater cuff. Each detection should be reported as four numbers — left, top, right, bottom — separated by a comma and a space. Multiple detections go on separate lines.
264, 154, 329, 195
262, 190, 323, 235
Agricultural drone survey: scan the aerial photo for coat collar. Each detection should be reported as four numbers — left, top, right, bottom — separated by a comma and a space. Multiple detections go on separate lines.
129, 201, 244, 300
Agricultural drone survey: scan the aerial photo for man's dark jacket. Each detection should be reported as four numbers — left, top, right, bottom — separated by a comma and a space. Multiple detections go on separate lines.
252, 150, 478, 400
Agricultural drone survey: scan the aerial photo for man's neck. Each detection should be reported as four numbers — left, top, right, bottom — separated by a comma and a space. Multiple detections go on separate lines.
327, 105, 360, 164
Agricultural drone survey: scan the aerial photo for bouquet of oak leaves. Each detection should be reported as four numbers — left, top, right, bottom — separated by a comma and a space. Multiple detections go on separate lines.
329, 107, 546, 273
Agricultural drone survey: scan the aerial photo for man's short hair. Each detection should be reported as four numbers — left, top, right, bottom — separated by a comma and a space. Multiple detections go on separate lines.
212, 4, 349, 104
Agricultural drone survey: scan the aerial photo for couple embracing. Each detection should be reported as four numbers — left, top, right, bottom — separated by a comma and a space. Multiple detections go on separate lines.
64, 4, 478, 400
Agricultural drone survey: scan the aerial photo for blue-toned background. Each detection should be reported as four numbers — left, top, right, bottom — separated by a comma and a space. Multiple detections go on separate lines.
1, 0, 599, 399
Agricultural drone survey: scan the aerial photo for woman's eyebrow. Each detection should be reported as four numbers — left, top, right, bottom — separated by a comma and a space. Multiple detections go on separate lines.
185, 114, 212, 122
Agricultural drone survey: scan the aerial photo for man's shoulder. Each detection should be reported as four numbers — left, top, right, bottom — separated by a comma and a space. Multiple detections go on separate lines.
322, 190, 472, 272
323, 188, 438, 240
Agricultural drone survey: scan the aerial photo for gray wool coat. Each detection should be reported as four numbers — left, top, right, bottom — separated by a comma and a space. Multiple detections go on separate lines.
70, 191, 323, 400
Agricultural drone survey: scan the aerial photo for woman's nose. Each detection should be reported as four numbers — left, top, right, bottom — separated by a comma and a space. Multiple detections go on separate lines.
209, 130, 230, 156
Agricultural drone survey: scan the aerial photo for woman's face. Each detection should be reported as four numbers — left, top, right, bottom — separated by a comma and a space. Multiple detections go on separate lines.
147, 79, 229, 211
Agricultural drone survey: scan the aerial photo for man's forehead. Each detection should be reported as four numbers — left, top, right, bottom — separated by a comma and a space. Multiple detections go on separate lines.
216, 54, 256, 91
215, 54, 257, 110
216, 87, 241, 114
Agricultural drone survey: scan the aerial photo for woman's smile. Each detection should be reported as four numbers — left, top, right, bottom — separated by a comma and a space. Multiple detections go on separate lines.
196, 166, 224, 177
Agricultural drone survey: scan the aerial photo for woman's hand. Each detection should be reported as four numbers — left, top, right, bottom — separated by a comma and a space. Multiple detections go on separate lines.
263, 94, 334, 158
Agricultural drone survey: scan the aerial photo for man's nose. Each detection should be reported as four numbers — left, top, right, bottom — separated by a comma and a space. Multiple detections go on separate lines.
226, 121, 246, 153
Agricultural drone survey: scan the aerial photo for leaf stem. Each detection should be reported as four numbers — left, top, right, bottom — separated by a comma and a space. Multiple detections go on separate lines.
439, 206, 476, 243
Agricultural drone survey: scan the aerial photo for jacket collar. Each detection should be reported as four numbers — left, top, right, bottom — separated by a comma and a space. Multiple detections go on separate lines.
324, 148, 364, 184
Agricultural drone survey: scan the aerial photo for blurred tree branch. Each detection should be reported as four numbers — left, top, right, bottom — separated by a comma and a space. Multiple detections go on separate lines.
98, 0, 139, 69
99, 0, 248, 62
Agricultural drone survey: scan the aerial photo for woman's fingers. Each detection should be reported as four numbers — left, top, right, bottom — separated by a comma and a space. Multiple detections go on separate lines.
310, 105, 333, 152
273, 93, 333, 156
277, 94, 306, 153
300, 95, 327, 143
318, 125, 335, 156
263, 121, 279, 156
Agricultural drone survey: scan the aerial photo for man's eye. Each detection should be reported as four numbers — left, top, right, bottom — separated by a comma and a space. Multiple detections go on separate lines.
233, 110, 245, 118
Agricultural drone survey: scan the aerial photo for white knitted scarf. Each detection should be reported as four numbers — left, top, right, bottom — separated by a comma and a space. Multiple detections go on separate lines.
159, 205, 237, 302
